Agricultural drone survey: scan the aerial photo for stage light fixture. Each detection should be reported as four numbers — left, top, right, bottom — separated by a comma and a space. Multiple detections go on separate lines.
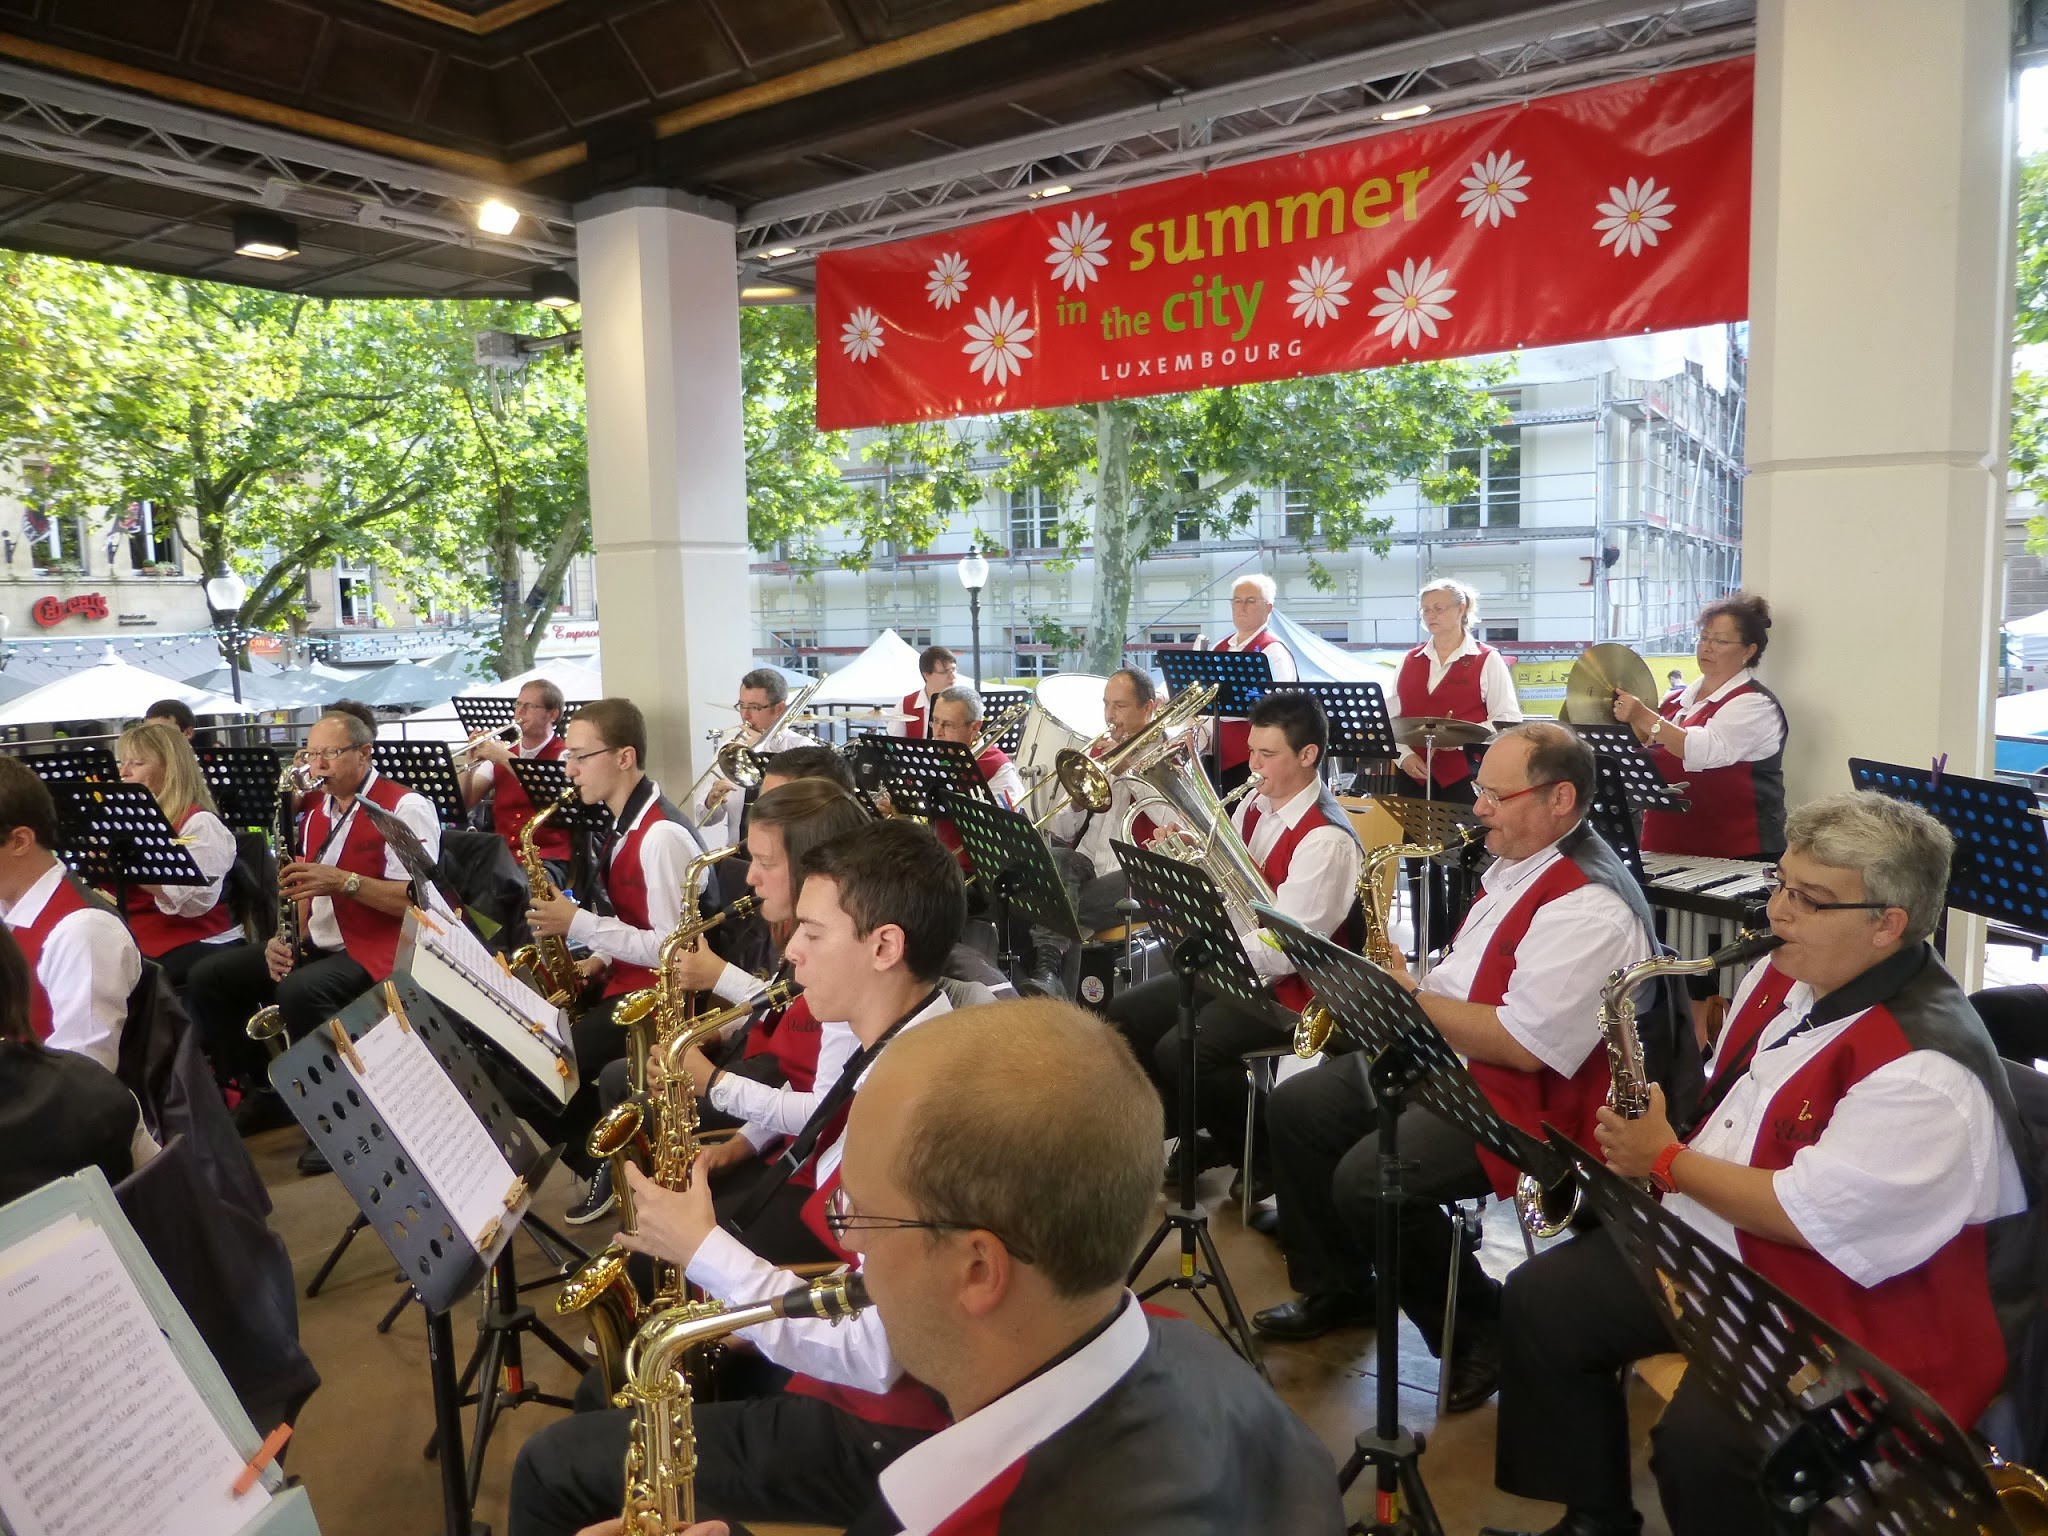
232, 211, 300, 260
530, 270, 579, 309
476, 198, 521, 235
1379, 104, 1432, 122
763, 246, 798, 258
1027, 184, 1072, 200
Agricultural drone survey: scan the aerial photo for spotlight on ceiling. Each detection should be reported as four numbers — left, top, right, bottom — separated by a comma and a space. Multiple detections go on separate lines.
763, 246, 798, 259
1378, 103, 1432, 122
476, 198, 521, 235
1026, 184, 1072, 200
530, 269, 579, 310
232, 210, 300, 261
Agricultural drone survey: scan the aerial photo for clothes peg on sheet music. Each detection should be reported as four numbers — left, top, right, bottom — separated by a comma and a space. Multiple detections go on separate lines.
1930, 752, 1947, 793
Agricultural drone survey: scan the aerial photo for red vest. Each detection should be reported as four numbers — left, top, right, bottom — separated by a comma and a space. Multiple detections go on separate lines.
490, 736, 570, 861
1395, 642, 1495, 787
901, 689, 930, 740
599, 799, 671, 1000
1641, 679, 1788, 858
300, 774, 418, 983
741, 992, 823, 1093
15, 870, 93, 1043
1214, 629, 1284, 770
122, 808, 236, 959
1702, 968, 2007, 1425
1460, 856, 1613, 1199
1240, 795, 1344, 1013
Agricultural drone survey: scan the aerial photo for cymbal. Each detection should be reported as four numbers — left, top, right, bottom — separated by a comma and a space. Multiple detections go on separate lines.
1565, 643, 1658, 726
1395, 716, 1495, 751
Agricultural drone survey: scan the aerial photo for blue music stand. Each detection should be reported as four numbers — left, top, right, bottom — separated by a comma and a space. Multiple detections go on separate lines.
1849, 758, 2048, 938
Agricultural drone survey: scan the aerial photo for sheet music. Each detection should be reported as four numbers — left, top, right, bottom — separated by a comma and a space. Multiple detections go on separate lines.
350, 1012, 517, 1247
418, 911, 563, 1045
0, 1221, 269, 1536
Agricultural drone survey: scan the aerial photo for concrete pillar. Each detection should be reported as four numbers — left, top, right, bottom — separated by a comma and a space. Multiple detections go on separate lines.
1744, 0, 2014, 812
576, 188, 751, 787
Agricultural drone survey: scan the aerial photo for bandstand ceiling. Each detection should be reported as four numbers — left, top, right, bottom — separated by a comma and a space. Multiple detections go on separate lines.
0, 0, 1754, 299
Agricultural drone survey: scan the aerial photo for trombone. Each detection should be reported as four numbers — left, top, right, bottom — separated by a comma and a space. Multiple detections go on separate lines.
689, 678, 822, 828
969, 699, 1031, 757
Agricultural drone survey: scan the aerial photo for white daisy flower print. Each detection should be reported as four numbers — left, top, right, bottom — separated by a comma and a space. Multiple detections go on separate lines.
1594, 177, 1675, 257
1287, 257, 1352, 329
1368, 258, 1456, 351
840, 307, 884, 363
963, 297, 1035, 386
1046, 211, 1110, 292
925, 252, 970, 309
1458, 151, 1530, 228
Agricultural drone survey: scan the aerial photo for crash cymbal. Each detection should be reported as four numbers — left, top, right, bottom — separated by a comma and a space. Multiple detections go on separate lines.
1565, 643, 1658, 726
1395, 715, 1495, 751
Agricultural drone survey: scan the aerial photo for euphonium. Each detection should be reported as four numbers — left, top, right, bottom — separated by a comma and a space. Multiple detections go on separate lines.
245, 754, 320, 1054
1118, 761, 1273, 929
508, 787, 583, 1012
619, 1273, 869, 1533
1515, 928, 1785, 1240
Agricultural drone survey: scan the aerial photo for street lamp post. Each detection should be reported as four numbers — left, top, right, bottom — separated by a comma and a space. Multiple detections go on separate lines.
957, 551, 989, 686
204, 571, 248, 706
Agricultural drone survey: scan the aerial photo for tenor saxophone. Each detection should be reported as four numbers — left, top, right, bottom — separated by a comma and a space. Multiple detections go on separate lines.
509, 787, 582, 1012
619, 1273, 869, 1533
1515, 928, 1785, 1240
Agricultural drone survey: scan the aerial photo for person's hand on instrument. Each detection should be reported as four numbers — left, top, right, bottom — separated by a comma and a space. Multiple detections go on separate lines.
669, 937, 726, 994
265, 935, 295, 982
575, 1520, 727, 1536
575, 954, 609, 981
693, 1134, 753, 1178
529, 888, 578, 939
470, 736, 514, 769
1612, 690, 1655, 739
1594, 1084, 1678, 1179
277, 859, 351, 901
677, 1041, 719, 1099
615, 1162, 717, 1268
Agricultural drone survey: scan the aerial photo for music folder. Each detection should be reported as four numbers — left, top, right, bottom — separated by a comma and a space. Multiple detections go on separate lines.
394, 907, 579, 1106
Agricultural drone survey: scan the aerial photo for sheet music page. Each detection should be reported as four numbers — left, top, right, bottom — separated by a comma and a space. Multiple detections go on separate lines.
418, 910, 565, 1047
0, 1222, 269, 1536
351, 1012, 517, 1246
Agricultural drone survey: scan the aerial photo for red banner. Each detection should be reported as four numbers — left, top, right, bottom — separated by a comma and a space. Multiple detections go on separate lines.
815, 59, 1751, 429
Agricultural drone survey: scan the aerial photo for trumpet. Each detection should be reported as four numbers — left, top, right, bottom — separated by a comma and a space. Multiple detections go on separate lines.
452, 721, 521, 765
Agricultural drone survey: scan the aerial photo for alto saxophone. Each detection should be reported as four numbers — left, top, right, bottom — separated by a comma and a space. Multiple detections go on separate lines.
616, 844, 745, 1094
619, 1272, 869, 1533
246, 754, 321, 1057
1515, 928, 1785, 1240
509, 787, 583, 1011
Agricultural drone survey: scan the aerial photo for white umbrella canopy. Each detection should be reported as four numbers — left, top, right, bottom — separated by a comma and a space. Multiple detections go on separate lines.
809, 629, 925, 707
1997, 688, 2048, 737
0, 652, 249, 728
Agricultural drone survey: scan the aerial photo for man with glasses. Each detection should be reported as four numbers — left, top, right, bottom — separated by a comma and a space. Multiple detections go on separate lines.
458, 678, 571, 874
892, 644, 958, 740
1486, 791, 2029, 1536
1208, 573, 1297, 796
186, 708, 440, 1170
1253, 724, 1657, 1419
689, 668, 818, 851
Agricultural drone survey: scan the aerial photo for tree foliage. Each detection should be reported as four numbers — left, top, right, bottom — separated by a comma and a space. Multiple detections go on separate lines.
2015, 152, 2048, 555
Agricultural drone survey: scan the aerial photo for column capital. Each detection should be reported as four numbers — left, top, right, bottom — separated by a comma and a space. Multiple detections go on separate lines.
573, 186, 735, 226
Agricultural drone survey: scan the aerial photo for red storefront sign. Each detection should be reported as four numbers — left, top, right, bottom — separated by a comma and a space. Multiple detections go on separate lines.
815, 58, 1752, 429
31, 592, 109, 627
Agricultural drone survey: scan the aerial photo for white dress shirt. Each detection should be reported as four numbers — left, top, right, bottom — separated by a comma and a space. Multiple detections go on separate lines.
1665, 667, 1784, 770
1225, 627, 1298, 681
144, 807, 239, 943
984, 756, 1027, 810
565, 781, 709, 968
1670, 960, 2027, 1285
690, 722, 820, 851
3, 861, 141, 1073
304, 769, 442, 953
1050, 758, 1183, 876
1233, 780, 1362, 980
712, 1018, 859, 1152
1423, 837, 1652, 1078
466, 735, 561, 791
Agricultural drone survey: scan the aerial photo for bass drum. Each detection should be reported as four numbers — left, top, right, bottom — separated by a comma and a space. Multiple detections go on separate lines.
1017, 672, 1104, 793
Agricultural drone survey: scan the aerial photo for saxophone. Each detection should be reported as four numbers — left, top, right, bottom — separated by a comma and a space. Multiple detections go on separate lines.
619, 1272, 869, 1533
246, 754, 321, 1056
1515, 928, 1785, 1240
616, 844, 745, 1094
509, 787, 582, 1011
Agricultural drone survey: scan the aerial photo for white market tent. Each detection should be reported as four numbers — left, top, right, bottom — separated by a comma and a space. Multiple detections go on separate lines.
2007, 608, 2048, 639
0, 651, 249, 728
379, 660, 609, 744
809, 628, 925, 707
1996, 688, 2048, 737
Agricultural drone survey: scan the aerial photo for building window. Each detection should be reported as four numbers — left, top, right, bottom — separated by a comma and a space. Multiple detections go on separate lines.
1483, 623, 1520, 643
1007, 487, 1059, 550
22, 507, 81, 571
1313, 623, 1348, 645
896, 629, 931, 652
1149, 627, 1202, 650
125, 502, 178, 571
1009, 627, 1054, 679
337, 573, 375, 626
1281, 483, 1315, 540
1175, 468, 1203, 542
774, 630, 821, 677
1447, 416, 1523, 531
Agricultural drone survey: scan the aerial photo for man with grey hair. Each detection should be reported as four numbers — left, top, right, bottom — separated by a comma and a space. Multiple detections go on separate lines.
928, 683, 1026, 808
1488, 790, 2030, 1536
1209, 571, 1297, 796
690, 666, 817, 850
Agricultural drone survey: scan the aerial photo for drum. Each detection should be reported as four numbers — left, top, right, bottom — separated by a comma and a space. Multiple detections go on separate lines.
1016, 673, 1103, 792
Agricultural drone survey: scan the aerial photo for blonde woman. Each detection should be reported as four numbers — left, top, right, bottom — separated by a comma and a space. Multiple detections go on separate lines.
1393, 576, 1522, 797
115, 721, 243, 985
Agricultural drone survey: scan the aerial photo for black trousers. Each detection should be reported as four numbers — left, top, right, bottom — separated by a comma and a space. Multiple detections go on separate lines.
1496, 1227, 1773, 1534
186, 943, 374, 1086
1267, 1051, 1495, 1356
153, 935, 245, 992
1108, 976, 1290, 1161
511, 993, 635, 1178
508, 1388, 931, 1536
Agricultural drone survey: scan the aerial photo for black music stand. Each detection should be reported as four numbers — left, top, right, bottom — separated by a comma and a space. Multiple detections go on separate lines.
1850, 758, 2048, 939
1572, 723, 1692, 815
372, 739, 466, 825
1586, 753, 1648, 886
1158, 646, 1277, 784
506, 757, 611, 842
451, 697, 515, 737
357, 794, 462, 914
1557, 1135, 2017, 1535
1381, 794, 1484, 976
1269, 680, 1399, 765
47, 780, 206, 909
859, 734, 992, 820
1115, 839, 1272, 1379
24, 743, 117, 783
271, 976, 583, 1536
949, 795, 1079, 980
198, 743, 284, 831
979, 685, 1031, 752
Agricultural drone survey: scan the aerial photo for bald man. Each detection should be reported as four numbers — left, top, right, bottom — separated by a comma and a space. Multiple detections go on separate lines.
522, 999, 1343, 1536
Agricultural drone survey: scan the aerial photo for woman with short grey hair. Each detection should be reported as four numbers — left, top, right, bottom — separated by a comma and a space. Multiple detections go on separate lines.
1781, 792, 1952, 946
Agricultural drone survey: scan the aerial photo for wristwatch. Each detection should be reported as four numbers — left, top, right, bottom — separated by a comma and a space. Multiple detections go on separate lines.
342, 872, 362, 898
1649, 1142, 1685, 1194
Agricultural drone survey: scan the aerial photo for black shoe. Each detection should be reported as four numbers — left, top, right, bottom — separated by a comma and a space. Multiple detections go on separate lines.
232, 1089, 294, 1137
1252, 1290, 1375, 1341
1024, 967, 1068, 1000
1246, 1204, 1281, 1238
1443, 1328, 1501, 1414
295, 1139, 331, 1176
1160, 1132, 1223, 1191
1228, 1165, 1274, 1205
1479, 1509, 1642, 1536
564, 1166, 615, 1226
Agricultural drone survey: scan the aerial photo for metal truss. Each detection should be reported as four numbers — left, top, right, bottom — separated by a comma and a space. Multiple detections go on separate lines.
737, 0, 1756, 264
0, 62, 577, 266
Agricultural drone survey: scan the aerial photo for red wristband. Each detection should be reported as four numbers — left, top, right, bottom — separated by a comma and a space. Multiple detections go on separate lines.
1649, 1142, 1685, 1194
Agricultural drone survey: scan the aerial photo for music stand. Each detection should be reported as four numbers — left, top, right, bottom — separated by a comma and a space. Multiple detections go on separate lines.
858, 734, 991, 821
1586, 753, 1648, 886
1158, 646, 1277, 784
372, 740, 466, 825
1849, 758, 2048, 939
271, 976, 583, 1536
1571, 723, 1692, 815
1381, 794, 1484, 979
451, 697, 516, 737
198, 743, 283, 831
48, 780, 207, 910
23, 743, 117, 784
949, 795, 1080, 980
1268, 680, 1399, 765
506, 757, 611, 842
356, 795, 461, 915
1557, 1135, 2017, 1534
979, 685, 1031, 752
1115, 838, 1272, 1378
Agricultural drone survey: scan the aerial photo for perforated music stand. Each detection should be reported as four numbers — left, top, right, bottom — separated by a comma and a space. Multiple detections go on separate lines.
198, 743, 283, 831
1556, 1135, 2016, 1535
371, 740, 465, 825
1116, 840, 1276, 1021
451, 697, 516, 737
949, 796, 1080, 980
1586, 753, 1648, 886
23, 743, 117, 784
356, 795, 460, 913
504, 757, 610, 841
271, 976, 580, 1536
48, 780, 207, 911
1571, 723, 1692, 814
1157, 647, 1276, 720
859, 734, 991, 821
979, 686, 1031, 752
1849, 758, 2048, 938
1268, 680, 1399, 763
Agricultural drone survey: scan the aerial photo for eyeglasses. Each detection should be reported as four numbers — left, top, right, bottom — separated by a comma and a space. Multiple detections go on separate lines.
1696, 632, 1748, 650
735, 700, 779, 716
302, 746, 364, 763
823, 1185, 1037, 1264
1473, 779, 1556, 808
564, 746, 617, 764
1762, 867, 1895, 916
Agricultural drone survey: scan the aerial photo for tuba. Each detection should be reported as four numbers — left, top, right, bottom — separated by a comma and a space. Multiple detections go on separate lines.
245, 754, 321, 1056
1515, 928, 1785, 1240
508, 787, 583, 1012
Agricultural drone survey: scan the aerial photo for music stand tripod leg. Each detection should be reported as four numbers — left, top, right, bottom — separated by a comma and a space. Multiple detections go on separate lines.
424, 1305, 477, 1536
305, 1211, 371, 1298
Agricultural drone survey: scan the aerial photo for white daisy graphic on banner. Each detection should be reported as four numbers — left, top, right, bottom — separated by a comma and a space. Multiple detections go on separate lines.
925, 252, 970, 309
1594, 177, 1676, 257
1046, 211, 1111, 291
1368, 258, 1456, 351
840, 307, 885, 363
1287, 257, 1352, 329
963, 297, 1035, 386
1458, 152, 1531, 227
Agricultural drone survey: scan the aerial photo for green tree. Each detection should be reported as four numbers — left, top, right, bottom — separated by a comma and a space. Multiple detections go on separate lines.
2014, 152, 2048, 554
